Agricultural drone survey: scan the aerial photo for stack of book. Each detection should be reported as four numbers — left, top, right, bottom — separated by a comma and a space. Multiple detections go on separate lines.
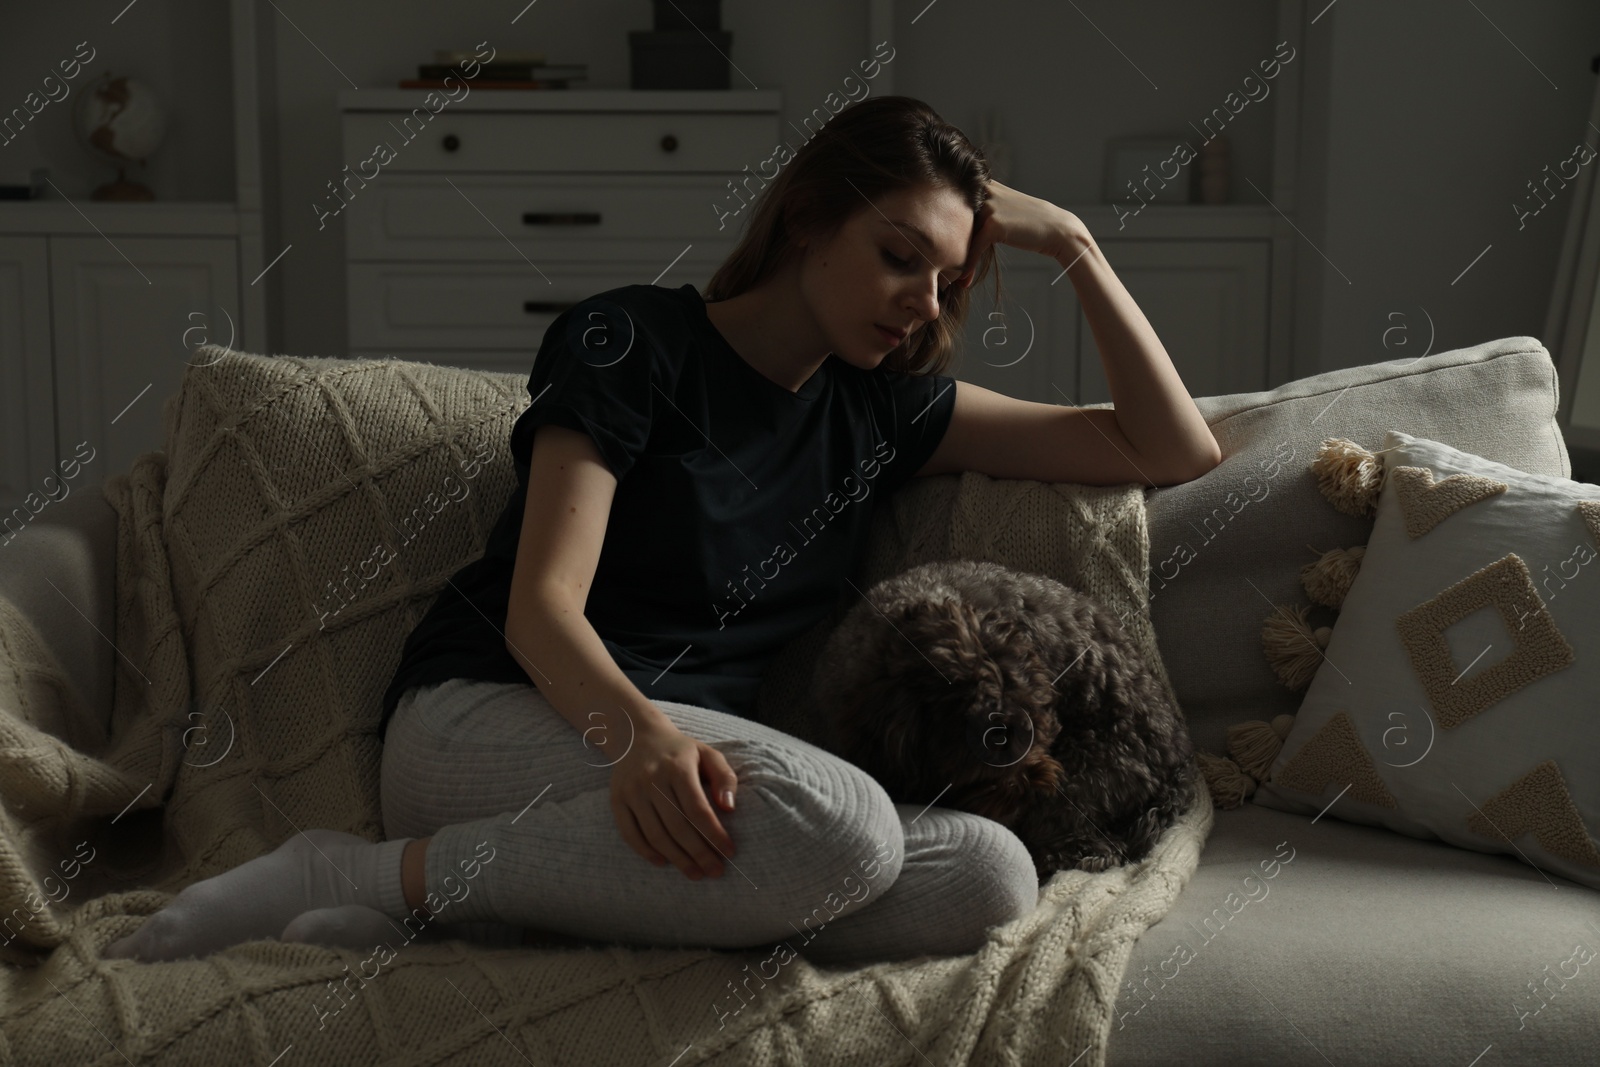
400, 49, 587, 90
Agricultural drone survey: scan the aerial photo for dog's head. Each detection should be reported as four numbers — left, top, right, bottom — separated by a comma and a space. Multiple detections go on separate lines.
826, 594, 1068, 827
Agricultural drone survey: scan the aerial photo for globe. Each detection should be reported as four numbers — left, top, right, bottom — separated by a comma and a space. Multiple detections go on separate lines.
72, 73, 166, 200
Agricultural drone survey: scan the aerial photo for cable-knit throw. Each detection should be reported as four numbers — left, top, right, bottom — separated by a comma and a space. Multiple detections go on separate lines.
0, 349, 1211, 1067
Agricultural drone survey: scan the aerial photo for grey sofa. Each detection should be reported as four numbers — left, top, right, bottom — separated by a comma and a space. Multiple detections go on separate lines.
4, 334, 1595, 1066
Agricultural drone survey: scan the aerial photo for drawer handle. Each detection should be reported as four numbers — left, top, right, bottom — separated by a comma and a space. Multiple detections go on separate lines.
522, 211, 602, 226
524, 300, 576, 314
661, 134, 678, 153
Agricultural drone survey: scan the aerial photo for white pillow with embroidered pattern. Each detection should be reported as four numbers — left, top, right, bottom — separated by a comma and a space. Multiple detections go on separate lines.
1253, 430, 1600, 890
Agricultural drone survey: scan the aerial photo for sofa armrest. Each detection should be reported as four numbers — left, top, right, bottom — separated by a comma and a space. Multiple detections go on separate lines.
0, 486, 118, 745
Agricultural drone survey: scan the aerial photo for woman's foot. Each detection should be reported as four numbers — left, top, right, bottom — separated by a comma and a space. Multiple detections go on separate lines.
103, 829, 412, 963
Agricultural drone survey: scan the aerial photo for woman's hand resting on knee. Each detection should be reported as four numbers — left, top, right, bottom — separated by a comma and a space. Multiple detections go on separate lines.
610, 720, 738, 880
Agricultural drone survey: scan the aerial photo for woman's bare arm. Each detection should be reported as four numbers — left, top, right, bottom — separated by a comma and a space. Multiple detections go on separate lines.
502, 423, 738, 879
502, 424, 675, 761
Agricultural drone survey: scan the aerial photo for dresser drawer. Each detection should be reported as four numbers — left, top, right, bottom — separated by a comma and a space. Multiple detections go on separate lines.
346, 260, 720, 350
344, 175, 743, 261
341, 110, 780, 174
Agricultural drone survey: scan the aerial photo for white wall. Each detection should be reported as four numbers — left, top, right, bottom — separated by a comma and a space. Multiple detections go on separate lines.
1313, 0, 1600, 373
0, 0, 234, 200
884, 0, 1600, 379
887, 0, 1283, 205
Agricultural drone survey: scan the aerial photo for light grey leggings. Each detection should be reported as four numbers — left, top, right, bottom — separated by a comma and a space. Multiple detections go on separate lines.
380, 677, 1039, 964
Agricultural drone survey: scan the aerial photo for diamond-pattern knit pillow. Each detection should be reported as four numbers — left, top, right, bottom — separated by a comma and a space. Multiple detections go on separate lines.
157, 347, 527, 877
1253, 430, 1600, 890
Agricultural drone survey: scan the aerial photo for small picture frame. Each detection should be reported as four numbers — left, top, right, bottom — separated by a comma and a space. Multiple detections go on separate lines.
1102, 137, 1195, 205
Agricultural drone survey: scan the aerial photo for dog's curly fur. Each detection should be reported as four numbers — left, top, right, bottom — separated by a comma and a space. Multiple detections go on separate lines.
812, 559, 1197, 884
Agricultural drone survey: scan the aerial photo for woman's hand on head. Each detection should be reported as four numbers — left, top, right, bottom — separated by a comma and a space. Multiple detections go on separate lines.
956, 179, 1086, 288
609, 718, 738, 880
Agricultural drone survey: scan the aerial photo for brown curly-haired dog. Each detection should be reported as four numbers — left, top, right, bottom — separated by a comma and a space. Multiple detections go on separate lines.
812, 558, 1196, 883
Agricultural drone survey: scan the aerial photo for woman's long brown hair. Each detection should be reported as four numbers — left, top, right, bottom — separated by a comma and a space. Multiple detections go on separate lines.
703, 95, 1004, 377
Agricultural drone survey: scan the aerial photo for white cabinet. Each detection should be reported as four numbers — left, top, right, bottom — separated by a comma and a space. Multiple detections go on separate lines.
50, 237, 241, 482
952, 238, 1274, 408
0, 238, 54, 514
0, 213, 245, 514
340, 90, 783, 374
949, 259, 1069, 407
1073, 240, 1271, 404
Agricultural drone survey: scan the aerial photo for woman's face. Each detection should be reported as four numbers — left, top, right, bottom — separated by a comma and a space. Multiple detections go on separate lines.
796, 183, 974, 369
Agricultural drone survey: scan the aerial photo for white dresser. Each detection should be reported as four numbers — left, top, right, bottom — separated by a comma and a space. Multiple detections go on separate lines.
338, 89, 783, 375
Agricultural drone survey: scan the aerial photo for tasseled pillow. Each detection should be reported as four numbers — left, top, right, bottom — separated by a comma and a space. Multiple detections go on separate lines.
1202, 438, 1390, 808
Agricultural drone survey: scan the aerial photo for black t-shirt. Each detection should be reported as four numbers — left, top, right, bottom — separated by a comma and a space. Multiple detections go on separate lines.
377, 282, 957, 742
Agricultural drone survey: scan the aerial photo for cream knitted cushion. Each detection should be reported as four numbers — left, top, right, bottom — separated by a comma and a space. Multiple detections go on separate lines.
157, 348, 527, 877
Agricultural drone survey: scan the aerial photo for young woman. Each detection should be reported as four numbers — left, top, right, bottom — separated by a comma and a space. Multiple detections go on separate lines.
106, 95, 1219, 965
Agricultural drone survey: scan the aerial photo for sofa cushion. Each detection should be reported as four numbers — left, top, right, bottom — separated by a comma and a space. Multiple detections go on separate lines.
1254, 430, 1600, 889
1144, 336, 1569, 757
1106, 803, 1600, 1067
156, 350, 528, 871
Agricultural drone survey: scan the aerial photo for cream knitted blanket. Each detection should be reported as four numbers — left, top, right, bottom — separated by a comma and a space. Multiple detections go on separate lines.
0, 350, 1211, 1066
